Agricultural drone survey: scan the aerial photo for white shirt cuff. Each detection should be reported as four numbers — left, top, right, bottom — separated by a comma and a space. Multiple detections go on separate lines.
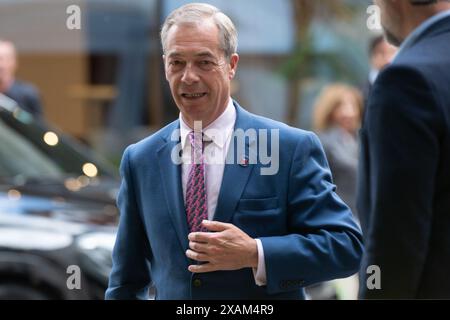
252, 239, 267, 286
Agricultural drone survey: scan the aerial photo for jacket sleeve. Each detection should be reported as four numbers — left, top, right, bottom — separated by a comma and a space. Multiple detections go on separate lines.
105, 146, 153, 300
359, 66, 442, 299
26, 85, 44, 117
260, 132, 364, 295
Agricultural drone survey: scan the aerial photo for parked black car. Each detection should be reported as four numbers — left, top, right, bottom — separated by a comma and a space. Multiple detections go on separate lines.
0, 94, 119, 299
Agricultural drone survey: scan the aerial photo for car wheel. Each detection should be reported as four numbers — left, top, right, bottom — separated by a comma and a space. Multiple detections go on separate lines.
0, 283, 52, 300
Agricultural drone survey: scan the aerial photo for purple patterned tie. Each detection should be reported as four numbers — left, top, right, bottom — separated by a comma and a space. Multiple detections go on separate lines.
186, 131, 208, 232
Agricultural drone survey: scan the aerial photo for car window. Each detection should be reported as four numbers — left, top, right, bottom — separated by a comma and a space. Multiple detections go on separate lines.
0, 108, 117, 180
0, 118, 64, 179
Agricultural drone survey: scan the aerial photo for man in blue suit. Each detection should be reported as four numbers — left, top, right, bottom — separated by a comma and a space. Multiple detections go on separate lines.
358, 0, 450, 298
106, 3, 363, 300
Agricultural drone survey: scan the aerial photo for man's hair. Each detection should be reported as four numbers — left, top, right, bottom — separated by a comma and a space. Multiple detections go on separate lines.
369, 35, 385, 57
160, 3, 238, 59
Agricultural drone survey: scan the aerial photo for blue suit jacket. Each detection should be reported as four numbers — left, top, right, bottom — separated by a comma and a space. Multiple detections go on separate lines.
106, 102, 363, 300
358, 16, 450, 298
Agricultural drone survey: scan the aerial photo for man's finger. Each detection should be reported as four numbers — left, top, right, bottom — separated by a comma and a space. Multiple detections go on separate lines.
186, 249, 209, 262
202, 220, 232, 232
188, 232, 211, 243
188, 263, 217, 273
189, 241, 208, 253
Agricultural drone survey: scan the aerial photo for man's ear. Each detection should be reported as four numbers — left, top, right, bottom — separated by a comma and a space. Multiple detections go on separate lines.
229, 53, 239, 79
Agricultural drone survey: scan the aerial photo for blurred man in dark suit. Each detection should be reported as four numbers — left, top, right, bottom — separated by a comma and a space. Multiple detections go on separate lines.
362, 35, 397, 107
0, 39, 43, 117
358, 0, 450, 298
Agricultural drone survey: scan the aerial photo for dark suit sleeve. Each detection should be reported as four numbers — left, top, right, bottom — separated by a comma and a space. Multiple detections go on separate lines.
26, 86, 44, 117
260, 132, 364, 294
105, 146, 152, 300
359, 66, 443, 298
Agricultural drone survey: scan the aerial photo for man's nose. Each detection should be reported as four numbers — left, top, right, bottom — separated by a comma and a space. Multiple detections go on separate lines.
181, 64, 200, 85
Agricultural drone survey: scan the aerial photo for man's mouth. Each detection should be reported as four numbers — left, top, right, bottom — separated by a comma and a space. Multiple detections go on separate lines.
181, 93, 207, 99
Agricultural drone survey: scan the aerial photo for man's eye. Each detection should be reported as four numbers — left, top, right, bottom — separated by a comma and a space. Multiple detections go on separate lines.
200, 60, 217, 66
169, 60, 186, 67
198, 61, 215, 69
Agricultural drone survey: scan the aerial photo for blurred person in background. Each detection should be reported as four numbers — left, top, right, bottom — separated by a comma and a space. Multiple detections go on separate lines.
358, 0, 450, 299
313, 84, 363, 220
312, 84, 363, 300
362, 35, 397, 106
0, 39, 43, 117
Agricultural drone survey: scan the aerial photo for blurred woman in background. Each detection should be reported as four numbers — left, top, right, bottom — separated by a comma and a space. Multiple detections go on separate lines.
312, 83, 363, 300
313, 84, 363, 220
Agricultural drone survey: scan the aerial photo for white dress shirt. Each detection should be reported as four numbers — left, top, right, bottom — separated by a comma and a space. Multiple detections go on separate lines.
369, 68, 379, 85
179, 98, 267, 286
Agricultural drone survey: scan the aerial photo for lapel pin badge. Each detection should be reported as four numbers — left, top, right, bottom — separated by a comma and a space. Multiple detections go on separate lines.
239, 156, 249, 167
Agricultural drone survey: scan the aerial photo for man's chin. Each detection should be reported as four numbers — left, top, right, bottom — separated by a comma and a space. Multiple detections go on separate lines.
179, 106, 208, 127
181, 101, 207, 115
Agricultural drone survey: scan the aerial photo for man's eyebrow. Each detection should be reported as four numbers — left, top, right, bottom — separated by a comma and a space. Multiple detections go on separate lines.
167, 52, 183, 59
195, 52, 215, 58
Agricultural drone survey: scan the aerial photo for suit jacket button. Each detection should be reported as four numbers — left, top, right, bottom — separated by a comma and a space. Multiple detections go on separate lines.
193, 279, 202, 287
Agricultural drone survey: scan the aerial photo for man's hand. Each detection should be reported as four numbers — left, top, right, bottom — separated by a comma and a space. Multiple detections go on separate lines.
186, 220, 258, 273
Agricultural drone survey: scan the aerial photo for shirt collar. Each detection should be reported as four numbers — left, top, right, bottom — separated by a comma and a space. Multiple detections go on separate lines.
369, 68, 379, 85
393, 9, 450, 63
179, 98, 236, 150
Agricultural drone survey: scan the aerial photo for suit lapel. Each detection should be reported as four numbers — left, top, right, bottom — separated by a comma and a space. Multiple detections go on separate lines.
213, 103, 256, 223
157, 124, 189, 251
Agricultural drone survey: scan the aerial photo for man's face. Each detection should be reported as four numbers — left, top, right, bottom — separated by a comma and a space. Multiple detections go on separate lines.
163, 19, 239, 128
374, 0, 403, 46
0, 42, 17, 83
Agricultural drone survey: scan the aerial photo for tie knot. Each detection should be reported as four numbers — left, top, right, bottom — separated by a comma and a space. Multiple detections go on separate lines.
188, 131, 204, 149
189, 131, 204, 164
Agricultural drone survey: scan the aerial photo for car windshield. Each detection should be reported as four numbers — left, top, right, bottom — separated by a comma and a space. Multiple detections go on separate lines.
0, 107, 117, 181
